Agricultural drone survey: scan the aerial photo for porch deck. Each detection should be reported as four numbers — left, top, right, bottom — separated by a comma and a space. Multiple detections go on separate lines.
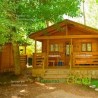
32, 52, 98, 79
33, 52, 98, 68
32, 67, 98, 79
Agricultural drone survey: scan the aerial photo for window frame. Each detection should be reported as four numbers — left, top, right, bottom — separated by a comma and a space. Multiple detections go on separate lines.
81, 42, 92, 52
50, 44, 59, 52
66, 44, 71, 56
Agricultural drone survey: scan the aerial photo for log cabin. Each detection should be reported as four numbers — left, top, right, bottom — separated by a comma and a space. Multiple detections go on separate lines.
29, 19, 98, 79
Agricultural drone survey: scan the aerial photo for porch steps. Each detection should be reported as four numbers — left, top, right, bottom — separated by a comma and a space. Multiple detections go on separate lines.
43, 69, 69, 79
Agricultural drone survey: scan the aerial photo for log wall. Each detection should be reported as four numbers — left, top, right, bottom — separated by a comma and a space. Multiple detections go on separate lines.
0, 43, 14, 72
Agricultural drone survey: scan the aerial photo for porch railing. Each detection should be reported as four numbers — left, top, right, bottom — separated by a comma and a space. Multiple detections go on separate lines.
73, 52, 98, 67
33, 53, 46, 68
33, 52, 98, 68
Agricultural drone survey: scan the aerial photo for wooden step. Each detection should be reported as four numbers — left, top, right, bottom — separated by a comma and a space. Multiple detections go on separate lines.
43, 74, 67, 79
43, 69, 69, 79
45, 71, 68, 75
40, 78, 66, 83
45, 69, 69, 74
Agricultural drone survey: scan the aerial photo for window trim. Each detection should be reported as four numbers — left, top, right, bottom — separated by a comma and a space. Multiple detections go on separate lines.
81, 42, 92, 52
50, 44, 59, 52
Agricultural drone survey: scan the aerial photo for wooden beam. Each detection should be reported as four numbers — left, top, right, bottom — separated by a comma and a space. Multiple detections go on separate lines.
70, 39, 73, 70
35, 40, 37, 53
65, 20, 68, 35
35, 35, 98, 40
46, 40, 49, 68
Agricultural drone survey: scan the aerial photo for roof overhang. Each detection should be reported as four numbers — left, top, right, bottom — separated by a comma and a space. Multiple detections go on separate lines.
29, 19, 98, 40
34, 35, 98, 40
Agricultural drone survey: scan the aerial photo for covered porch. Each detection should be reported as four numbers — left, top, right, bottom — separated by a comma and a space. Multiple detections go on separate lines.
29, 19, 98, 78
32, 37, 98, 79
33, 36, 98, 69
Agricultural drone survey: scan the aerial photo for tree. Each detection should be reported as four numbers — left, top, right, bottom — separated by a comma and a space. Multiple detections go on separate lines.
79, 0, 98, 29
0, 0, 82, 75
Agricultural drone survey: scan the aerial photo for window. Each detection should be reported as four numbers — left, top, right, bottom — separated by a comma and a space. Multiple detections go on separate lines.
50, 44, 54, 51
55, 44, 59, 51
87, 43, 92, 51
66, 44, 71, 55
50, 44, 59, 52
82, 43, 86, 52
36, 41, 42, 53
81, 43, 92, 52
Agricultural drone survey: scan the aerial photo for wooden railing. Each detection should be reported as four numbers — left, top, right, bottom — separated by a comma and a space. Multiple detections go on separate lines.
33, 53, 46, 68
73, 52, 98, 67
20, 55, 27, 70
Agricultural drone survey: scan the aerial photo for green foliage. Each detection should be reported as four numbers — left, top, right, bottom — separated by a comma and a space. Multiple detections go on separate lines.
96, 0, 98, 3
0, 72, 19, 83
0, 0, 82, 44
66, 73, 91, 85
0, 0, 81, 75
91, 79, 98, 88
83, 0, 98, 29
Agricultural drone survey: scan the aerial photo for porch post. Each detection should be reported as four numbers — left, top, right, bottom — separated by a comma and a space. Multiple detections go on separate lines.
35, 40, 37, 53
46, 40, 49, 68
70, 38, 73, 70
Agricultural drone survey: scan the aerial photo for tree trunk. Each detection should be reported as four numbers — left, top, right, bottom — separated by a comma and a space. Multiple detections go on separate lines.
83, 0, 86, 25
13, 42, 21, 75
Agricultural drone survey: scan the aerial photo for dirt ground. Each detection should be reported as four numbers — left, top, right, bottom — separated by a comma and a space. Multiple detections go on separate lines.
0, 69, 98, 98
0, 82, 98, 98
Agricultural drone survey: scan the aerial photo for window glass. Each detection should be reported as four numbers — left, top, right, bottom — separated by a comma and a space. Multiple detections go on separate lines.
81, 43, 92, 52
50, 44, 59, 52
55, 44, 59, 51
82, 43, 86, 52
50, 44, 54, 51
87, 43, 92, 52
36, 41, 42, 53
66, 44, 70, 55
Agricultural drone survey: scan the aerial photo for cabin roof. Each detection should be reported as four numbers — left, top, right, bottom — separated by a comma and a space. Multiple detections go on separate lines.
29, 19, 98, 40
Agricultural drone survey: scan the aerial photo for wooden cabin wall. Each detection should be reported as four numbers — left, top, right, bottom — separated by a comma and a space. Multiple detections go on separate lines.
68, 28, 87, 35
73, 38, 98, 52
48, 26, 93, 36
42, 41, 47, 52
73, 38, 98, 67
48, 39, 71, 67
49, 39, 65, 54
0, 43, 14, 72
0, 43, 27, 73
42, 39, 74, 67
68, 27, 98, 35
41, 38, 98, 67
92, 39, 98, 51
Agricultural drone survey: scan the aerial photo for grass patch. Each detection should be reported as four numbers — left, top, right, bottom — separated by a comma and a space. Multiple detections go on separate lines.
90, 79, 98, 88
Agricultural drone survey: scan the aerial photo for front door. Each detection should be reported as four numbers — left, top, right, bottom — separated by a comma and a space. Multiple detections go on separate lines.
65, 42, 71, 66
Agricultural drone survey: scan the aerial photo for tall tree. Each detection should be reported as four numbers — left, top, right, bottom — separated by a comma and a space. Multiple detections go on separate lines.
0, 0, 82, 75
81, 0, 98, 29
